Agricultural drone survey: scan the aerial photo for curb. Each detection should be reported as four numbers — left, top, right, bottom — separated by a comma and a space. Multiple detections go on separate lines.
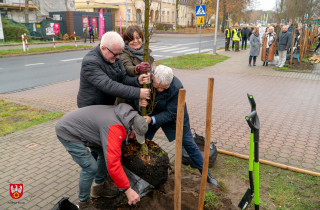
0, 47, 94, 58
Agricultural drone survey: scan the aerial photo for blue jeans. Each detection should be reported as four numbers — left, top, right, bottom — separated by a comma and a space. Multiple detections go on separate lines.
57, 136, 107, 202
84, 37, 87, 43
145, 127, 209, 174
249, 56, 256, 64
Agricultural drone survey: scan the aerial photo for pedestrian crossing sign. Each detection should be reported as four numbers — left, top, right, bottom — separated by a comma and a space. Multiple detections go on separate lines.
196, 5, 206, 17
197, 17, 204, 25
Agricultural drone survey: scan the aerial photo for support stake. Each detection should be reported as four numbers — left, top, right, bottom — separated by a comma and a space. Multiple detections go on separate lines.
198, 78, 214, 210
174, 89, 186, 210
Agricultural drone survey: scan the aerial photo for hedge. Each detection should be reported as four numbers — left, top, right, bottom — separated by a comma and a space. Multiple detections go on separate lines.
2, 19, 30, 42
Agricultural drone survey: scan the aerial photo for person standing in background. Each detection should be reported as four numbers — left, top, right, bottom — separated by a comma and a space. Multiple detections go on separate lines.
241, 24, 250, 50
248, 27, 261, 66
261, 26, 277, 66
83, 28, 88, 43
276, 25, 292, 68
89, 23, 94, 43
225, 26, 232, 51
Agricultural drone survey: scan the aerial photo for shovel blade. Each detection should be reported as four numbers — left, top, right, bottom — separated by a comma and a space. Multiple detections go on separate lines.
238, 188, 253, 210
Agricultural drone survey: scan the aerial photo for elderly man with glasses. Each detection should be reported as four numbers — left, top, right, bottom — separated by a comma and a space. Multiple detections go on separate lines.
77, 31, 151, 109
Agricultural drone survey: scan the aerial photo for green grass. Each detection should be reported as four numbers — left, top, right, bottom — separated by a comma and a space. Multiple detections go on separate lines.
211, 154, 320, 209
0, 45, 94, 57
204, 191, 221, 209
0, 100, 64, 137
155, 53, 229, 70
274, 65, 310, 73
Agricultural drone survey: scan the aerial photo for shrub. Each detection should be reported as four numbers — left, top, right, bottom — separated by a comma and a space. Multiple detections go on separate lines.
155, 24, 173, 31
69, 34, 74, 40
115, 27, 126, 34
63, 33, 69, 40
58, 31, 63, 39
94, 28, 98, 37
2, 18, 29, 42
76, 36, 80, 40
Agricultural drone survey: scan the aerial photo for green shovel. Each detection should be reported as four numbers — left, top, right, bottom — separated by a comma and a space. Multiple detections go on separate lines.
238, 93, 260, 210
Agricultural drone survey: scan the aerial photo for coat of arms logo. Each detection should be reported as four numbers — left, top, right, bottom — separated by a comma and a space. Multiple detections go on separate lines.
10, 184, 23, 199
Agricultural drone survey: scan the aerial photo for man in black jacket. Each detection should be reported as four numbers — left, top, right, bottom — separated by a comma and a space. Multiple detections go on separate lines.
241, 24, 250, 50
138, 65, 219, 186
77, 31, 151, 108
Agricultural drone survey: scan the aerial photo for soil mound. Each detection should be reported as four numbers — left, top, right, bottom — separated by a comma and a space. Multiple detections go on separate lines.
94, 166, 238, 210
121, 139, 170, 187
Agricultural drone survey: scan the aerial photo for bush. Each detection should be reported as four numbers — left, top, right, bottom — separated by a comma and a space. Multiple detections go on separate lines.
69, 34, 74, 40
94, 28, 98, 37
155, 24, 173, 31
58, 31, 63, 39
63, 33, 69, 40
116, 27, 126, 34
2, 18, 29, 42
76, 36, 80, 40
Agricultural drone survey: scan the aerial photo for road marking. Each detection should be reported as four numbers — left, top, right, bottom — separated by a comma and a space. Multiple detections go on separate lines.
61, 58, 83, 62
186, 49, 212, 54
25, 63, 44, 66
173, 48, 198, 53
152, 55, 164, 57
160, 47, 188, 52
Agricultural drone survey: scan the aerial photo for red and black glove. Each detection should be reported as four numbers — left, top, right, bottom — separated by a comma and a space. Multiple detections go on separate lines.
135, 62, 150, 73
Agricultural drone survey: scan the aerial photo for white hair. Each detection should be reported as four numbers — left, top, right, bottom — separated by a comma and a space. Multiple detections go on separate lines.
269, 26, 274, 31
154, 65, 173, 85
101, 31, 125, 49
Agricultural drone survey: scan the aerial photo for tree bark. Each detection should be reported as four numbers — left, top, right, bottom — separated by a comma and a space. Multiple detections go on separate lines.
221, 0, 226, 33
25, 0, 29, 23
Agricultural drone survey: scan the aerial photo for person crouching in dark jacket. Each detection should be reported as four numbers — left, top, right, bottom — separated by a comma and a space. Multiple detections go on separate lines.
137, 65, 219, 187
241, 24, 250, 50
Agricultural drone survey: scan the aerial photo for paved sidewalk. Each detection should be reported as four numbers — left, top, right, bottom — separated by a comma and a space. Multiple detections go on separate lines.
1, 49, 320, 209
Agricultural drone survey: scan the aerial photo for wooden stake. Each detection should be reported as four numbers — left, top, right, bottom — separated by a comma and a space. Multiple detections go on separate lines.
290, 27, 295, 65
304, 29, 309, 57
174, 89, 186, 210
299, 29, 302, 62
198, 78, 214, 210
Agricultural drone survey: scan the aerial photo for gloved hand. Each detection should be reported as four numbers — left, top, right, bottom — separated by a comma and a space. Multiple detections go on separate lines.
135, 62, 150, 73
314, 36, 317, 38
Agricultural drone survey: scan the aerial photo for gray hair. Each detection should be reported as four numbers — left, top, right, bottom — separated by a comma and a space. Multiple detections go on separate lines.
268, 26, 274, 31
154, 65, 173, 85
101, 31, 125, 49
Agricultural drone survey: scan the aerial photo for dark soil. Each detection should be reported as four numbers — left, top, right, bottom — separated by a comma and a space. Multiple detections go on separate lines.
121, 139, 170, 187
93, 164, 238, 210
284, 59, 313, 71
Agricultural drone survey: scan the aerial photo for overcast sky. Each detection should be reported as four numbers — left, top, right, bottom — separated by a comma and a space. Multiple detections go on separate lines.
257, 0, 276, 11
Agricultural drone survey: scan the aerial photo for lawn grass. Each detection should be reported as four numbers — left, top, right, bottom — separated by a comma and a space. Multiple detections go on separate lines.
155, 53, 229, 70
0, 100, 64, 137
218, 45, 251, 50
274, 65, 310, 73
0, 45, 94, 57
210, 153, 320, 209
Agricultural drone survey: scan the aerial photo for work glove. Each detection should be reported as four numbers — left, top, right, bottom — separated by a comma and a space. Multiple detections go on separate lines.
135, 62, 150, 73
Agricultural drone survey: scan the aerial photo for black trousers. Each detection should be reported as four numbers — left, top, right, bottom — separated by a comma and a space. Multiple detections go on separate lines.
315, 38, 320, 51
90, 34, 94, 43
225, 38, 230, 50
241, 38, 247, 49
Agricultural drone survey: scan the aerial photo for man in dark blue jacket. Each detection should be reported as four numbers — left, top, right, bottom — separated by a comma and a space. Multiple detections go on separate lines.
138, 65, 219, 186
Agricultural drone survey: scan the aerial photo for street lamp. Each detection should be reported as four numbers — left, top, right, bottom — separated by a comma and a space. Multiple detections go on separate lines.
86, 1, 90, 12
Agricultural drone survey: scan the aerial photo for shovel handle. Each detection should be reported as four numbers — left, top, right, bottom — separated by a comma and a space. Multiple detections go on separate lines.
247, 93, 256, 112
246, 111, 260, 131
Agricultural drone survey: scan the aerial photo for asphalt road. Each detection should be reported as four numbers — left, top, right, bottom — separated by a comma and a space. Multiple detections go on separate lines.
0, 34, 226, 93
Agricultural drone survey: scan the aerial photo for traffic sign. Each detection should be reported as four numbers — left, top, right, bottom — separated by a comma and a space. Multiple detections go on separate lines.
197, 16, 204, 25
196, 5, 206, 17
305, 14, 309, 19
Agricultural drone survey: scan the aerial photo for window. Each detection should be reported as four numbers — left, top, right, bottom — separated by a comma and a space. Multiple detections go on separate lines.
161, 11, 165, 22
167, 0, 170, 3
162, 0, 166, 2
167, 11, 169, 22
172, 11, 174, 22
106, 9, 112, 13
127, 8, 132, 21
0, 0, 5, 3
137, 10, 142, 24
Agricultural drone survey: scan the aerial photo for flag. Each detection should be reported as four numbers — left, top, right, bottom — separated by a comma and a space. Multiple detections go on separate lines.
99, 9, 103, 37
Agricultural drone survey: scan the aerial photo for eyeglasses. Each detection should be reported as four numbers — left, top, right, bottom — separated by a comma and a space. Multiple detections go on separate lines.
104, 46, 122, 57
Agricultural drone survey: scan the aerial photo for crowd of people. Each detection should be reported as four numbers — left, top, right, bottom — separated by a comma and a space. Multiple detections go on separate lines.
56, 26, 219, 210
225, 23, 320, 68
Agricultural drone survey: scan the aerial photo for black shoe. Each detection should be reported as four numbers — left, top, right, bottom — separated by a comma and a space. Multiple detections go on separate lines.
207, 173, 219, 187
249, 63, 252, 66
266, 62, 268, 66
262, 62, 265, 66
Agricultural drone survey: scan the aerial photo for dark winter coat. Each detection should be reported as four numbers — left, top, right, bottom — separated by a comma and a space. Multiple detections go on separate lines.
288, 26, 293, 33
77, 44, 141, 108
241, 27, 250, 38
249, 33, 261, 56
89, 23, 94, 35
276, 31, 293, 51
295, 29, 300, 38
135, 76, 190, 142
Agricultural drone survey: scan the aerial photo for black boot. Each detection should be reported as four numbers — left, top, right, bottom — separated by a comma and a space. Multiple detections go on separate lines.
207, 173, 219, 187
262, 62, 265, 66
266, 62, 268, 66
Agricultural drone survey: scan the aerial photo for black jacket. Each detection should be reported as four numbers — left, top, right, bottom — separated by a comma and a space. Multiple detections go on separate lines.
77, 45, 141, 108
135, 76, 190, 142
295, 29, 300, 38
241, 27, 250, 38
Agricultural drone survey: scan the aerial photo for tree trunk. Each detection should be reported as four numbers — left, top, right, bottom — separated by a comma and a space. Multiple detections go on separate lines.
140, 0, 150, 153
25, 0, 29, 23
221, 1, 226, 33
